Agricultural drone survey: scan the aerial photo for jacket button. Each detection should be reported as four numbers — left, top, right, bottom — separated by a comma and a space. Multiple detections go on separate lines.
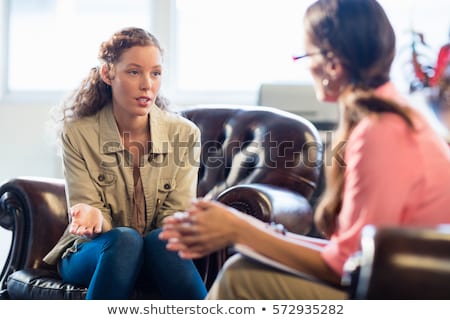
164, 183, 171, 190
98, 174, 105, 182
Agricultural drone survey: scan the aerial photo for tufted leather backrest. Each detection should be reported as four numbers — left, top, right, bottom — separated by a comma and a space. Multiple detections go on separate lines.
179, 105, 323, 200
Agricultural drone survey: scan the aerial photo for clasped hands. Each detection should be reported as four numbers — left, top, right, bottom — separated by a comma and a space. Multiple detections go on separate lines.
159, 198, 239, 259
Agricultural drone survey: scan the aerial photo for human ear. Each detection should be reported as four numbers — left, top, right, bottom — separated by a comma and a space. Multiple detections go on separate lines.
99, 64, 113, 85
325, 56, 344, 80
322, 55, 348, 100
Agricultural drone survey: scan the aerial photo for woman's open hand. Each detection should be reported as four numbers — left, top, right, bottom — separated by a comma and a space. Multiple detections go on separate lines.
69, 203, 103, 238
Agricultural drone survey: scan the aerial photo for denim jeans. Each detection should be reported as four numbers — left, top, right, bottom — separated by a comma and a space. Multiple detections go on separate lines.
59, 227, 207, 300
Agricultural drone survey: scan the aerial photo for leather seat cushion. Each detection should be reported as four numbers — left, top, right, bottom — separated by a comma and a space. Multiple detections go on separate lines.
7, 269, 86, 300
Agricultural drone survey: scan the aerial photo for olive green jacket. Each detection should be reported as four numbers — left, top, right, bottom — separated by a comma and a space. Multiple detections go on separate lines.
43, 104, 201, 265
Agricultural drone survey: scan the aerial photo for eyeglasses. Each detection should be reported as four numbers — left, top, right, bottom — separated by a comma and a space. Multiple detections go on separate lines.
292, 50, 327, 61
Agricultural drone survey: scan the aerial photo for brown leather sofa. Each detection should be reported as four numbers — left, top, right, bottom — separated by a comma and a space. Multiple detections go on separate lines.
343, 224, 450, 299
0, 104, 323, 299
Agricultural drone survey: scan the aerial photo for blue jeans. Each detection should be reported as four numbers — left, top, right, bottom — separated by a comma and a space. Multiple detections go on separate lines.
59, 227, 207, 300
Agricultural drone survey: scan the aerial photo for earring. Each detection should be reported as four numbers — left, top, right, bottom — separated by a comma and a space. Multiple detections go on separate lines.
322, 78, 329, 87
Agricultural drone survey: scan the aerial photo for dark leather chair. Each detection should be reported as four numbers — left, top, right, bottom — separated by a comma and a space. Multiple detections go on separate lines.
0, 104, 323, 299
343, 224, 450, 299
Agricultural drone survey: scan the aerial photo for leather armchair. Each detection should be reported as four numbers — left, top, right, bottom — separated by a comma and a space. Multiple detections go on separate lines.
0, 104, 323, 299
343, 224, 450, 299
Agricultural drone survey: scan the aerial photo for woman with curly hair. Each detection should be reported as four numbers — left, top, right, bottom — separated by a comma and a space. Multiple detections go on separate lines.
44, 27, 207, 300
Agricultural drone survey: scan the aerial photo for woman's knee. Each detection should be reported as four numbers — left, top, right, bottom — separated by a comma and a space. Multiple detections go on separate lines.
143, 228, 165, 250
102, 227, 143, 252
142, 228, 185, 263
144, 228, 162, 240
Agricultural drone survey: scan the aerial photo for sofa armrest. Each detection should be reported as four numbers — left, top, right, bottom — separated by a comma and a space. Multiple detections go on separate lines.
343, 224, 450, 299
0, 177, 67, 293
215, 183, 313, 235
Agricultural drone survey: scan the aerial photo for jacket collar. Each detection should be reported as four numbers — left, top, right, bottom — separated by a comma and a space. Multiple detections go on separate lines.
99, 103, 171, 155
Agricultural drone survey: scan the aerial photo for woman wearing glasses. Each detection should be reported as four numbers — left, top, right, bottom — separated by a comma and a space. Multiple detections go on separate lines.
160, 0, 450, 299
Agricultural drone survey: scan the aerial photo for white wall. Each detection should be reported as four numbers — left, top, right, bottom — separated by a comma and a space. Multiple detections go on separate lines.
0, 101, 64, 182
0, 99, 64, 269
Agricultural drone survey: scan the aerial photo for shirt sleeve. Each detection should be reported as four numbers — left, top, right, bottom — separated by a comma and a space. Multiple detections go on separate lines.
62, 125, 113, 226
321, 114, 421, 275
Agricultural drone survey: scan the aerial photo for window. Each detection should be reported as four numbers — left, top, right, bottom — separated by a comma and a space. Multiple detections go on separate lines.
8, 0, 151, 91
174, 0, 314, 93
174, 0, 450, 97
4, 0, 450, 103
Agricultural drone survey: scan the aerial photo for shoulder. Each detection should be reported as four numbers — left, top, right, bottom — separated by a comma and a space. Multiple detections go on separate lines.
349, 112, 411, 145
63, 113, 99, 137
345, 112, 416, 168
155, 107, 200, 137
63, 105, 119, 141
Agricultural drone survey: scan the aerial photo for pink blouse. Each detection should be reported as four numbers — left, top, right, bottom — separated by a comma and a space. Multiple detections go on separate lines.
321, 82, 450, 275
